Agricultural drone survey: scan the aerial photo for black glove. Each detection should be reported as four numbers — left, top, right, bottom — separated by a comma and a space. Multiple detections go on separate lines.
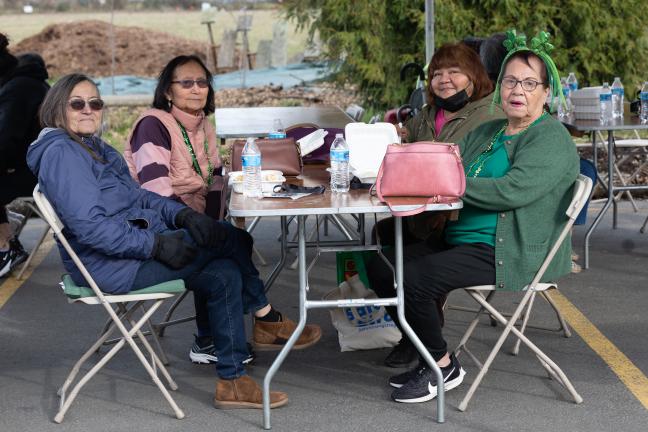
152, 231, 198, 269
175, 208, 227, 247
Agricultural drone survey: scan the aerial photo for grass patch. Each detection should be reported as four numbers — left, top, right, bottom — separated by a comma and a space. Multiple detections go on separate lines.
102, 106, 147, 152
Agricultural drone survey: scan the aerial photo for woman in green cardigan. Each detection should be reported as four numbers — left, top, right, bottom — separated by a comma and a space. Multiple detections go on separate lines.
374, 44, 505, 369
368, 30, 579, 404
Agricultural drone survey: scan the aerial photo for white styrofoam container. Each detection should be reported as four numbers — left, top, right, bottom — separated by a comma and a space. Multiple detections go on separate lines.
229, 170, 285, 194
344, 122, 399, 183
297, 129, 328, 156
571, 87, 603, 119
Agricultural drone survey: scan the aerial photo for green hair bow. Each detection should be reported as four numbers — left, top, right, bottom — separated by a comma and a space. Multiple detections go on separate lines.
493, 29, 565, 111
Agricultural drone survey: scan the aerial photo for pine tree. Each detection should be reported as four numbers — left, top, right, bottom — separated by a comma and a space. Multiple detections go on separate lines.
282, 0, 648, 109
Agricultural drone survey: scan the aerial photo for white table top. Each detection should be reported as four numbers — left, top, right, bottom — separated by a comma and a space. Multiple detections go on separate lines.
228, 165, 462, 217
215, 106, 353, 139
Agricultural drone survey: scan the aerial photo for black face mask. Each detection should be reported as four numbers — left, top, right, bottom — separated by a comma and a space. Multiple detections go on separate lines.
433, 88, 471, 112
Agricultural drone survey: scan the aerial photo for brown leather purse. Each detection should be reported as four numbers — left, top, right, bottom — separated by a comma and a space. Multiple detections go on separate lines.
231, 138, 303, 176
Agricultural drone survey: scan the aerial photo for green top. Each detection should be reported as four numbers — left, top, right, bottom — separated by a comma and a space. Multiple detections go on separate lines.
445, 132, 511, 247
456, 115, 579, 291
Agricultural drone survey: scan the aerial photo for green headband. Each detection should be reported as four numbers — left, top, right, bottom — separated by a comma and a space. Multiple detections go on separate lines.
492, 29, 565, 110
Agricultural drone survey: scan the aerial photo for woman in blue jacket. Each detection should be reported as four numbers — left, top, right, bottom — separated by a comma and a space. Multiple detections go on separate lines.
27, 73, 321, 410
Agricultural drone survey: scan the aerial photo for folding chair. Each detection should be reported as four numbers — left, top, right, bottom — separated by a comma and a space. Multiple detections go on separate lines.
32, 185, 186, 423
454, 175, 592, 411
345, 104, 365, 121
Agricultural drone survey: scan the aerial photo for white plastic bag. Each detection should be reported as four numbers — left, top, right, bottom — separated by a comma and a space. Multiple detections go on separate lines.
323, 274, 401, 352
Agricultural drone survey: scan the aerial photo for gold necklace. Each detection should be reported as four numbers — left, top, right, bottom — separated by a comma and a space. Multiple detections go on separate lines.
466, 111, 547, 178
466, 125, 505, 177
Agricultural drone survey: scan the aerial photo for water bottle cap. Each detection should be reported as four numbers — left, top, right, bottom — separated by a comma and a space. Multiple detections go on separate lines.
336, 133, 343, 138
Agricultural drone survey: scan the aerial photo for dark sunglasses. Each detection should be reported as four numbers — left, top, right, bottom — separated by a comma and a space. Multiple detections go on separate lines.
68, 98, 105, 111
172, 79, 210, 89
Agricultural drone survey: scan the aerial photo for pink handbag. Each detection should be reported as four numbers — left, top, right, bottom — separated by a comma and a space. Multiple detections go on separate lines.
374, 142, 465, 216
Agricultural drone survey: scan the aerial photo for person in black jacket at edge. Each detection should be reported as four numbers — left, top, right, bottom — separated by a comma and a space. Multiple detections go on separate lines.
0, 33, 50, 278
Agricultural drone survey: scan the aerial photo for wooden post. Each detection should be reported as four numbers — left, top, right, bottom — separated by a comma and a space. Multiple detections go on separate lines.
202, 20, 218, 71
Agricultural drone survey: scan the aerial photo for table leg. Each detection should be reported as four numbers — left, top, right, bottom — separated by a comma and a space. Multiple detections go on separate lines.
263, 216, 288, 293
393, 216, 445, 423
263, 215, 307, 430
584, 129, 615, 269
609, 131, 618, 229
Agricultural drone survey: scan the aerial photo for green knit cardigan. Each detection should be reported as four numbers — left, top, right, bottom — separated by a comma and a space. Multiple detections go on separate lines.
457, 114, 579, 291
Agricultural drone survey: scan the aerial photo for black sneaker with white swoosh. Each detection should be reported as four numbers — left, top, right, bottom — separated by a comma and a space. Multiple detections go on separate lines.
189, 335, 256, 365
390, 352, 466, 403
0, 239, 29, 278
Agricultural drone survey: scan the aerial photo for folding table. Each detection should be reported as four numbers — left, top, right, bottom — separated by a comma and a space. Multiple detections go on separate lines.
229, 166, 462, 429
561, 117, 648, 268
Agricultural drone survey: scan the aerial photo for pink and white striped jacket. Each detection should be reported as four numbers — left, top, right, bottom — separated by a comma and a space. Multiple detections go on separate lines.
124, 106, 221, 213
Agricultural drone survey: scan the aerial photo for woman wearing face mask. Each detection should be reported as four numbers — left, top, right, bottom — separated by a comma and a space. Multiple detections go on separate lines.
375, 43, 505, 250
400, 42, 504, 144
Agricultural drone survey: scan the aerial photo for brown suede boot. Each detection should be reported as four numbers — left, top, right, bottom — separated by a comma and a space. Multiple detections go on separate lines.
253, 316, 322, 351
214, 375, 288, 409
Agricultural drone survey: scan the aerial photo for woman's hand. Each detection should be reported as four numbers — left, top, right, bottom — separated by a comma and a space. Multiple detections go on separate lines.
152, 231, 197, 269
395, 122, 409, 143
175, 208, 227, 247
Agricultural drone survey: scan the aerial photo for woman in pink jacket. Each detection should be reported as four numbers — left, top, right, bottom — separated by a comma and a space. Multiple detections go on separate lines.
124, 55, 220, 214
124, 56, 322, 369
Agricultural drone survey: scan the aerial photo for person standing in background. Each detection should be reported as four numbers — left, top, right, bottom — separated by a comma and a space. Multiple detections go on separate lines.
0, 33, 50, 277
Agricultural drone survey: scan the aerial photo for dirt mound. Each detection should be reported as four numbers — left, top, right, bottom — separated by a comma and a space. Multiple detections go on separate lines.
14, 20, 209, 78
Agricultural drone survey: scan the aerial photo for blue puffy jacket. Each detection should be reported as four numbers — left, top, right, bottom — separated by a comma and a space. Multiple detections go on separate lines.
27, 128, 186, 293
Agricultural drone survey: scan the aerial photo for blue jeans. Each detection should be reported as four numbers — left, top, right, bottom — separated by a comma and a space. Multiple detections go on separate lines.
575, 158, 597, 225
131, 223, 268, 379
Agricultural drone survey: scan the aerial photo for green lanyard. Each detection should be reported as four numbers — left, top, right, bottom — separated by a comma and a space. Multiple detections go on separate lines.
176, 120, 213, 187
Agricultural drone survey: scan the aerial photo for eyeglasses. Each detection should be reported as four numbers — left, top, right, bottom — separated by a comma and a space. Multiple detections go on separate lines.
68, 98, 105, 111
172, 79, 210, 89
500, 77, 545, 92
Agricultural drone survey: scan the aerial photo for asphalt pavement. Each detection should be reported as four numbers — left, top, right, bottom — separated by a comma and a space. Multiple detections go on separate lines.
0, 200, 646, 432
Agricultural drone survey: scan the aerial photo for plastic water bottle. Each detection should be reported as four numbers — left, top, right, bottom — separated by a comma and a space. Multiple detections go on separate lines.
611, 77, 624, 118
268, 118, 286, 139
330, 133, 350, 193
599, 82, 612, 124
567, 72, 578, 93
640, 82, 648, 124
242, 137, 262, 198
558, 77, 571, 119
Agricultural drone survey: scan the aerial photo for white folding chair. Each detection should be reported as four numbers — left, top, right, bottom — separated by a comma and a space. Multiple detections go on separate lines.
454, 175, 592, 411
32, 185, 186, 423
345, 104, 365, 121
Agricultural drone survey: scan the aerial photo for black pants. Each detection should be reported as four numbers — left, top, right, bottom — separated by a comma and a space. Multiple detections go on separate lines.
371, 216, 423, 246
0, 169, 37, 224
367, 239, 495, 361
